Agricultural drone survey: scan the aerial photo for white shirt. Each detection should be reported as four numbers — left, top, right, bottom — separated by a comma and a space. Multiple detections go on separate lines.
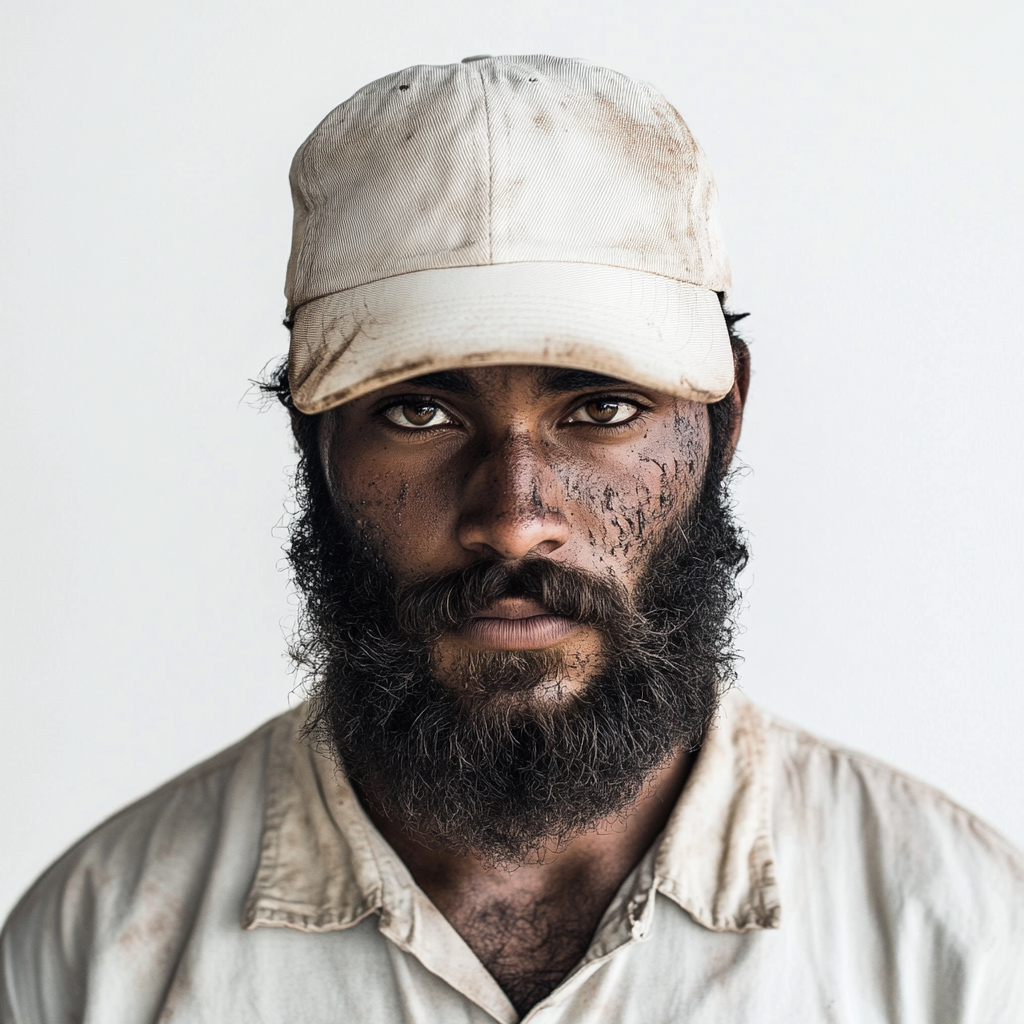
2, 691, 1022, 1022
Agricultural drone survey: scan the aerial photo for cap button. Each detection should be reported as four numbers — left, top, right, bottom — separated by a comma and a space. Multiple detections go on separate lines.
461, 54, 491, 63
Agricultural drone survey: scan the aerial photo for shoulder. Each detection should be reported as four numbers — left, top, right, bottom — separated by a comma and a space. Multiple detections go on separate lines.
0, 704, 304, 1024
765, 709, 1024, 934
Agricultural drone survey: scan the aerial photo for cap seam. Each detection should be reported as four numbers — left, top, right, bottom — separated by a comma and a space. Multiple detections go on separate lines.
477, 66, 494, 263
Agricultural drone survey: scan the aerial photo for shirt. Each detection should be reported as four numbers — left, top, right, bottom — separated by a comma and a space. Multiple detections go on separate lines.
2, 690, 1023, 1023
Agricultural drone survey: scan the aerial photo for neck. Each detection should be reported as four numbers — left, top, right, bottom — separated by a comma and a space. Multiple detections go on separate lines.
357, 744, 695, 1012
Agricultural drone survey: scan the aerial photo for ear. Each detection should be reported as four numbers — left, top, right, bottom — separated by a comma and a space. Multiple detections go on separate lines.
722, 339, 750, 470
288, 407, 306, 450
288, 405, 327, 465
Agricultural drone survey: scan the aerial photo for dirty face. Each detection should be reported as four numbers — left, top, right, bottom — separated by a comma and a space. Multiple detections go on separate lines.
320, 365, 712, 702
293, 355, 748, 858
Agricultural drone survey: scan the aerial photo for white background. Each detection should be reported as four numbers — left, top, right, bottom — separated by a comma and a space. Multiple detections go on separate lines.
2, 0, 1022, 920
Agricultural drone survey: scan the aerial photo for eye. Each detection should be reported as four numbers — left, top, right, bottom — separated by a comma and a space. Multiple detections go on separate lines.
382, 400, 458, 430
568, 397, 642, 426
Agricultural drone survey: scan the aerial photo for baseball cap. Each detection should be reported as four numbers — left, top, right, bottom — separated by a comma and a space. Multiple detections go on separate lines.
285, 55, 734, 414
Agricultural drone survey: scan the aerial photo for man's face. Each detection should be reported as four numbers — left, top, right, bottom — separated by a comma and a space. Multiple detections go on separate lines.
320, 365, 711, 705
292, 360, 746, 861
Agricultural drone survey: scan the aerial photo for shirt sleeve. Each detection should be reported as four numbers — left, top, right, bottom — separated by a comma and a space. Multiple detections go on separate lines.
0, 763, 232, 1024
1, 854, 92, 1024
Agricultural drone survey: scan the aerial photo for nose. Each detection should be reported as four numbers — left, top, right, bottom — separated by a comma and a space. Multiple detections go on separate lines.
457, 432, 571, 560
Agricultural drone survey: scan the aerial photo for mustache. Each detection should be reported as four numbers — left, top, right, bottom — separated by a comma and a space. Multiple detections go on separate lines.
394, 558, 636, 639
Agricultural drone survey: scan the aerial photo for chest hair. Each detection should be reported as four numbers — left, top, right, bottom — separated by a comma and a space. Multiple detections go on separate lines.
449, 885, 612, 1015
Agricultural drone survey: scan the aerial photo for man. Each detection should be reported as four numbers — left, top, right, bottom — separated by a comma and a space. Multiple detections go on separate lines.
2, 54, 1022, 1023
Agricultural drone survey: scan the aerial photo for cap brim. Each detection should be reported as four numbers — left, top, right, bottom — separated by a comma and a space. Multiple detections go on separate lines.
288, 262, 733, 414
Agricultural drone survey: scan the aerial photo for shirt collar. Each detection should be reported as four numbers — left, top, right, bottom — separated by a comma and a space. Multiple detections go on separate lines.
242, 687, 780, 937
653, 689, 781, 930
242, 702, 519, 1021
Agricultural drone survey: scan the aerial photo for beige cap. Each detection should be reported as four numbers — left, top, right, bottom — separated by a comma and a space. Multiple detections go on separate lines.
285, 55, 733, 414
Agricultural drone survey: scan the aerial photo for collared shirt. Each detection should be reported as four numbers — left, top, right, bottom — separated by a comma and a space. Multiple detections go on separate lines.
2, 690, 1023, 1022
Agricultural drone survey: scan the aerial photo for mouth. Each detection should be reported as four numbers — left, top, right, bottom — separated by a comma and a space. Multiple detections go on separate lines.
454, 597, 579, 650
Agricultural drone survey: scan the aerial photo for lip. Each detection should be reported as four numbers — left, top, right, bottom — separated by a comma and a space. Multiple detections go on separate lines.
455, 597, 578, 650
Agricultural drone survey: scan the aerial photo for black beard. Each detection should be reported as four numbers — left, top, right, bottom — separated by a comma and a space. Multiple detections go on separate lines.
288, 441, 748, 864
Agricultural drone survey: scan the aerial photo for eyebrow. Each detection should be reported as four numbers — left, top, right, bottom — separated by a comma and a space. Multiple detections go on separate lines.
400, 370, 477, 395
535, 368, 634, 396
397, 367, 635, 398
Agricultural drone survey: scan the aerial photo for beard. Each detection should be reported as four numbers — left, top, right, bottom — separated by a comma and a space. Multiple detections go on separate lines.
288, 433, 748, 864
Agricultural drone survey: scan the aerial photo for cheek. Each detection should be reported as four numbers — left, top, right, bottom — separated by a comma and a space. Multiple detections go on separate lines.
385, 482, 463, 573
554, 409, 708, 565
330, 451, 465, 576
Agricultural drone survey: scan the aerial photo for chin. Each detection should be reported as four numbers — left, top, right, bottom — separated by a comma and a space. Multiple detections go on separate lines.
430, 641, 602, 717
